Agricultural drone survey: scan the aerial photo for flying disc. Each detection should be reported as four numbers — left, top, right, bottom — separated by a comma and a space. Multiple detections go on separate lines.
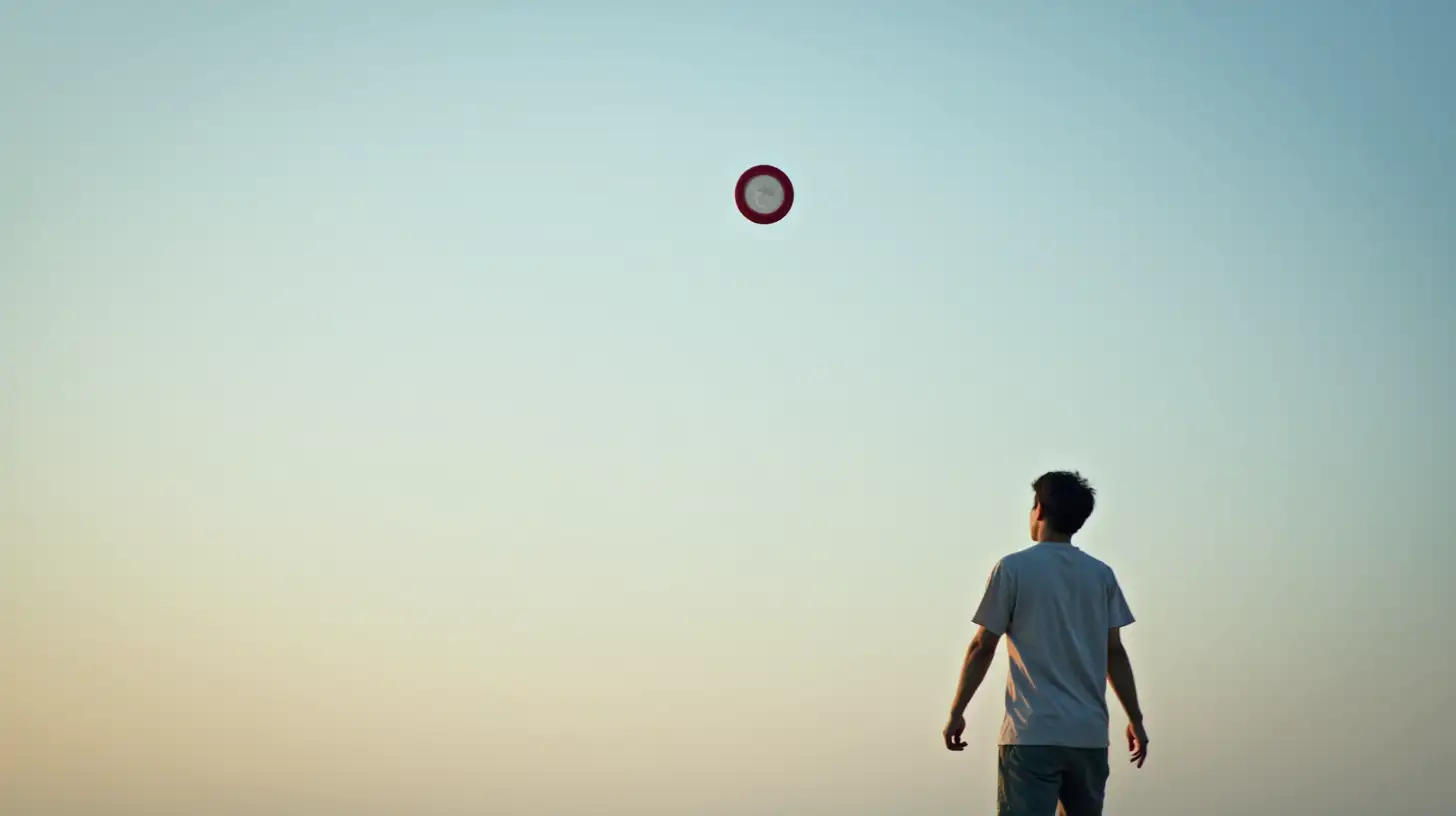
735, 165, 794, 224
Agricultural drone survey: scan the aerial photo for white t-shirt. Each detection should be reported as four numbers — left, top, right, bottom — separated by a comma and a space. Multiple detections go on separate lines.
972, 541, 1136, 748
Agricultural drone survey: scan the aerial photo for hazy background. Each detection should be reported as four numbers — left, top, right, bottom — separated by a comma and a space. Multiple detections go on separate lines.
3, 2, 1453, 814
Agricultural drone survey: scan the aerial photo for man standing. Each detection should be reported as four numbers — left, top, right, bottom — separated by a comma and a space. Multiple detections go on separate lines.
942, 471, 1149, 815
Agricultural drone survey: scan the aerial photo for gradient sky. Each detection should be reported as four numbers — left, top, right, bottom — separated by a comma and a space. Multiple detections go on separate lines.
3, 3, 1454, 814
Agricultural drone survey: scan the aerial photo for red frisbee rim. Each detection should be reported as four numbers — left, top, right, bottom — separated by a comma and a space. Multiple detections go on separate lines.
735, 165, 794, 224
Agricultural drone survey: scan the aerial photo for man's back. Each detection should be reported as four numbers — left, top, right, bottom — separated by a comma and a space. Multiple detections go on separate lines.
973, 542, 1134, 747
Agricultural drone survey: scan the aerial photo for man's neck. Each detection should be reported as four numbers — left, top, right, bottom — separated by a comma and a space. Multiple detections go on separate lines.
1036, 531, 1074, 544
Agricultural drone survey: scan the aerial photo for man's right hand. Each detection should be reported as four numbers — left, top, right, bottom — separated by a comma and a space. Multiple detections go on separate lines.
1125, 722, 1149, 768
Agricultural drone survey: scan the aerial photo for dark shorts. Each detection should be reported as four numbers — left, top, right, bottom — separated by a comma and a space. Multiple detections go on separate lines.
998, 745, 1110, 816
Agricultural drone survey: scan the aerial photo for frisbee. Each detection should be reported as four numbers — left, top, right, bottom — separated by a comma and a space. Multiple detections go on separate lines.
735, 165, 794, 224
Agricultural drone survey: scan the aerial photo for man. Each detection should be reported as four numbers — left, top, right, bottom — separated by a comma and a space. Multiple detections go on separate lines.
942, 471, 1148, 816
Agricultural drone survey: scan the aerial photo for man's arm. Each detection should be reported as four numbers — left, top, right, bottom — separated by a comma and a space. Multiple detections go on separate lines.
1107, 627, 1149, 767
950, 626, 1001, 716
1106, 627, 1142, 721
945, 560, 1014, 751
943, 626, 1000, 750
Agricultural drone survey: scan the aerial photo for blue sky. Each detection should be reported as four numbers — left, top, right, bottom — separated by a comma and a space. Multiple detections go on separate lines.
3, 3, 1453, 814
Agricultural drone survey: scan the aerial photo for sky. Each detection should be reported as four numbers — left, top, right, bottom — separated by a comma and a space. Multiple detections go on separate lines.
2, 2, 1454, 814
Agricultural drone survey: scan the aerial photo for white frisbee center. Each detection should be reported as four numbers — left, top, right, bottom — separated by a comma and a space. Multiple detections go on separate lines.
744, 174, 785, 214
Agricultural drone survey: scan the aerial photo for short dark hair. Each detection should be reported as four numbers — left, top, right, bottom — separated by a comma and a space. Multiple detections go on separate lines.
1032, 471, 1096, 535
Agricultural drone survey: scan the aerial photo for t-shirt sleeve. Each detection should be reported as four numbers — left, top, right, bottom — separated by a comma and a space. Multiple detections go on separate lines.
1107, 569, 1135, 628
972, 559, 1016, 635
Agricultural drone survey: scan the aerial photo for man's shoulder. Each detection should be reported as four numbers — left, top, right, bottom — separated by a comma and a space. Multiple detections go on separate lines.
1069, 548, 1121, 584
1074, 547, 1117, 572
994, 545, 1055, 576
1001, 544, 1119, 578
992, 546, 1036, 572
